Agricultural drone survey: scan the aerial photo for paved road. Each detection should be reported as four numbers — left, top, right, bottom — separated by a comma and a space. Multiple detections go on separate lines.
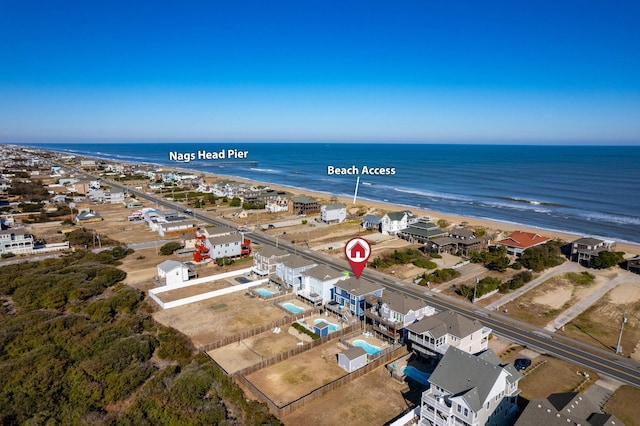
100, 176, 640, 387
485, 261, 583, 311
545, 270, 640, 331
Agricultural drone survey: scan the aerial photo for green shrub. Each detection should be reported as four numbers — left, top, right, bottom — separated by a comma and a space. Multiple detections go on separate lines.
159, 241, 181, 255
292, 322, 320, 340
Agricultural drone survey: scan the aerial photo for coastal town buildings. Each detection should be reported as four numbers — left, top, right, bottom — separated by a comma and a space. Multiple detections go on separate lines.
327, 277, 384, 318
297, 264, 348, 305
398, 219, 447, 243
156, 260, 196, 286
288, 195, 320, 215
252, 246, 291, 277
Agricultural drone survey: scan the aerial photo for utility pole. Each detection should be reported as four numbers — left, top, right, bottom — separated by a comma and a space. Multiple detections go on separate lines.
616, 313, 628, 354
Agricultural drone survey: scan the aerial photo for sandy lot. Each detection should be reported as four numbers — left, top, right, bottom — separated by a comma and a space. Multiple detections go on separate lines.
246, 341, 348, 406
152, 291, 291, 347
279, 366, 413, 426
518, 355, 599, 400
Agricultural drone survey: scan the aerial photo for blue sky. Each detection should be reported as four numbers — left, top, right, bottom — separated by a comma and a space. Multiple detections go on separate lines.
1, 1, 639, 143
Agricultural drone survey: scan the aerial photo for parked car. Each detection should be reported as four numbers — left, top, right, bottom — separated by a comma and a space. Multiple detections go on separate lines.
268, 224, 275, 229
514, 358, 532, 370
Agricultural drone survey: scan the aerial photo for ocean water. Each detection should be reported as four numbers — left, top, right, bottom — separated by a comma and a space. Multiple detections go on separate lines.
22, 142, 640, 244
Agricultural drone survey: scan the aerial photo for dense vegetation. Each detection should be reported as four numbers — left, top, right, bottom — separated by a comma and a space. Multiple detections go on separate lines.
469, 246, 511, 272
0, 249, 280, 425
159, 241, 182, 255
416, 268, 461, 286
457, 270, 534, 301
371, 248, 437, 270
518, 240, 566, 272
590, 251, 625, 269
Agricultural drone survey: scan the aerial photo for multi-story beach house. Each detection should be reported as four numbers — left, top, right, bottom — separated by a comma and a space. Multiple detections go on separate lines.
327, 277, 384, 319
288, 195, 320, 215
397, 219, 447, 243
425, 227, 489, 256
297, 265, 348, 305
156, 260, 196, 286
0, 229, 34, 255
273, 256, 317, 290
252, 246, 290, 278
365, 292, 436, 343
495, 230, 551, 256
204, 233, 251, 260
380, 210, 417, 235
405, 310, 491, 359
570, 237, 616, 265
320, 203, 347, 224
418, 347, 521, 426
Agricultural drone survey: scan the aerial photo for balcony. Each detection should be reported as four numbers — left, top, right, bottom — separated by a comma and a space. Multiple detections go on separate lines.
297, 290, 323, 305
408, 333, 449, 355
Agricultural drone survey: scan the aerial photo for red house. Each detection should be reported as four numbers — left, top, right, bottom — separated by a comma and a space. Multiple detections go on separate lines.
495, 230, 550, 256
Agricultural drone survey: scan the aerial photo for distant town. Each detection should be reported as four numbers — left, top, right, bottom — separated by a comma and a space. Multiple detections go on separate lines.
1, 143, 639, 426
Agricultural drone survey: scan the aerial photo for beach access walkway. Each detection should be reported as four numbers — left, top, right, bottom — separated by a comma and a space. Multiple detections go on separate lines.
485, 262, 582, 311
545, 269, 640, 332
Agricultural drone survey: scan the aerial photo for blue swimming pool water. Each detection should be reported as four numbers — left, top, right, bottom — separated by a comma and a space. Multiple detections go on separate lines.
314, 319, 340, 331
352, 339, 381, 355
402, 366, 431, 385
282, 302, 305, 314
255, 288, 275, 297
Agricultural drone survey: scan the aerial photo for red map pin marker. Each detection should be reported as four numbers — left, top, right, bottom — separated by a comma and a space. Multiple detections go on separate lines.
344, 237, 371, 278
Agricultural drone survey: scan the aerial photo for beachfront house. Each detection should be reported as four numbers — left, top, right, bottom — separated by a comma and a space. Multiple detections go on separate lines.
337, 347, 368, 373
327, 277, 384, 319
495, 230, 551, 256
425, 227, 489, 256
405, 310, 491, 360
398, 218, 447, 243
320, 203, 347, 224
419, 347, 521, 426
288, 195, 320, 215
514, 392, 623, 426
570, 237, 617, 265
273, 256, 317, 290
380, 211, 416, 235
365, 292, 436, 343
0, 229, 34, 255
156, 260, 196, 286
362, 214, 383, 232
252, 246, 290, 278
298, 265, 348, 305
626, 256, 640, 274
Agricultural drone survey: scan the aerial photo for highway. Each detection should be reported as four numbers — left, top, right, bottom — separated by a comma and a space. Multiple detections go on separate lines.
105, 178, 640, 387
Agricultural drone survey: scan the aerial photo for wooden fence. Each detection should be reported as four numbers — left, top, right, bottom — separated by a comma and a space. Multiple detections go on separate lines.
236, 345, 408, 417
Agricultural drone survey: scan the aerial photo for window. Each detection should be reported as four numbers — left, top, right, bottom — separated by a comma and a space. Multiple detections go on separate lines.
457, 405, 461, 413
464, 408, 468, 416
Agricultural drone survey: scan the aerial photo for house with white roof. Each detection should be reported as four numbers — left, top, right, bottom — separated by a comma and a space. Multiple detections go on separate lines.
418, 346, 521, 426
405, 310, 491, 359
156, 260, 196, 286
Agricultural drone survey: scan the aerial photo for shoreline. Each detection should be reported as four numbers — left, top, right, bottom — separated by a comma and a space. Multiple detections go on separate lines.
28, 145, 640, 256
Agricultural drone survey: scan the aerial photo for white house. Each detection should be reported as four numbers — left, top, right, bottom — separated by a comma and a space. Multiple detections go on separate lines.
156, 260, 195, 286
337, 347, 368, 373
297, 265, 348, 305
419, 347, 521, 426
204, 233, 244, 259
320, 203, 347, 224
405, 310, 491, 359
365, 292, 436, 343
0, 229, 34, 255
380, 210, 416, 235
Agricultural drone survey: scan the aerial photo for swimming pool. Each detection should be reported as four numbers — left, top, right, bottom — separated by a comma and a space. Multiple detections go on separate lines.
282, 302, 305, 314
255, 288, 275, 297
352, 339, 381, 355
314, 318, 340, 331
402, 366, 431, 385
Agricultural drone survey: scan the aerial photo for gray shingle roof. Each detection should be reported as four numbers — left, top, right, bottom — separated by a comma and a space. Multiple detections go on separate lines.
334, 277, 383, 296
281, 256, 316, 270
381, 291, 429, 314
323, 203, 346, 210
341, 346, 367, 360
428, 347, 515, 413
256, 246, 290, 259
302, 265, 343, 281
405, 310, 483, 338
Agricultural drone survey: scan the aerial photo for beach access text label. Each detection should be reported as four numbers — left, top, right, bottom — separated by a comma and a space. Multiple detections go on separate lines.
327, 165, 396, 175
168, 149, 249, 163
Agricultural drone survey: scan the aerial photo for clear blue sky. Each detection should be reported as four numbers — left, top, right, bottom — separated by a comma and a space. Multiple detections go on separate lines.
1, 1, 639, 143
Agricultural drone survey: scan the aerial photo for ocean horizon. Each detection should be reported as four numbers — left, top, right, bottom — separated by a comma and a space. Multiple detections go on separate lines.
15, 142, 640, 245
